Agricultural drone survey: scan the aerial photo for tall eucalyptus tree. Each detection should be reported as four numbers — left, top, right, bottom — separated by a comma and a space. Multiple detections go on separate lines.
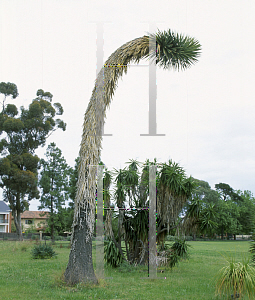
64, 29, 201, 284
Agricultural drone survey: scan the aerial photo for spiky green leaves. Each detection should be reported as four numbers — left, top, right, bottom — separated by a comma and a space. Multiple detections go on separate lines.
149, 29, 201, 70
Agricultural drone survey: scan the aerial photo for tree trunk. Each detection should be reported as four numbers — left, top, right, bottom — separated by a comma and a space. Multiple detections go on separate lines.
118, 209, 124, 248
13, 209, 23, 241
51, 194, 54, 242
12, 193, 23, 241
64, 207, 98, 285
51, 177, 54, 242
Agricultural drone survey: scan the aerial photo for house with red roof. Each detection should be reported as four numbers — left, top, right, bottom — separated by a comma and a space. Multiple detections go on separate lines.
20, 211, 49, 232
11, 210, 49, 232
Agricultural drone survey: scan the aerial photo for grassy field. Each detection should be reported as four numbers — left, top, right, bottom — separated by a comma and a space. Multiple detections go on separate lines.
0, 240, 252, 300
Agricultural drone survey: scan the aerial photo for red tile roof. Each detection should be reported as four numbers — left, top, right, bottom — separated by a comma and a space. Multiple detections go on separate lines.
19, 211, 49, 219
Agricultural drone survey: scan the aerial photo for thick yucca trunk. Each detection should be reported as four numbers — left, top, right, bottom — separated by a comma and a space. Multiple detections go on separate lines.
64, 205, 97, 285
65, 36, 151, 284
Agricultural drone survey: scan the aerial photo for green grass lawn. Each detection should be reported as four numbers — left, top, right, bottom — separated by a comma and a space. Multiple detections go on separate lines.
0, 240, 252, 299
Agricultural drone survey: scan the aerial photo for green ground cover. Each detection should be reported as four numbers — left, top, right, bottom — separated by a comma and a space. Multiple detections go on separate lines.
0, 240, 252, 299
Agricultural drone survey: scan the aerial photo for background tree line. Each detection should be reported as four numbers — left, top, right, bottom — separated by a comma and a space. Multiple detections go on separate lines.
0, 82, 254, 244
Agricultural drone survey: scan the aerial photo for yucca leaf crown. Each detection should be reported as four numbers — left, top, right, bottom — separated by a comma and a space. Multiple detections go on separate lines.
149, 29, 201, 70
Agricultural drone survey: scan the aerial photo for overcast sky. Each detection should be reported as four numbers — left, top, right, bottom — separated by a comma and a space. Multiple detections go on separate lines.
1, 0, 255, 210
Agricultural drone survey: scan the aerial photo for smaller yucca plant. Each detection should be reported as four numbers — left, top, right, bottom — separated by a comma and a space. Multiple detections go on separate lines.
215, 255, 255, 299
31, 244, 57, 259
171, 238, 191, 259
157, 239, 191, 269
104, 240, 123, 268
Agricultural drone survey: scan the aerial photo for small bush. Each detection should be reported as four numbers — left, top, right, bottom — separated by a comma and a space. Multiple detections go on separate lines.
168, 250, 180, 269
104, 240, 123, 267
215, 256, 255, 299
31, 244, 57, 259
171, 238, 191, 259
157, 247, 180, 269
157, 239, 191, 269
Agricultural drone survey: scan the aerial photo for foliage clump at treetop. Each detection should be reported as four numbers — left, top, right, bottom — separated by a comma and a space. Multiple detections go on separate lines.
0, 83, 66, 240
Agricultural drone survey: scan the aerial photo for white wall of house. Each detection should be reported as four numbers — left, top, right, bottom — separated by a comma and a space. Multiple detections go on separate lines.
0, 212, 11, 233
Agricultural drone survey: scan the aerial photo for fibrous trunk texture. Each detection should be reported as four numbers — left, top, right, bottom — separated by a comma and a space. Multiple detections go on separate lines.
65, 36, 151, 284
64, 205, 97, 285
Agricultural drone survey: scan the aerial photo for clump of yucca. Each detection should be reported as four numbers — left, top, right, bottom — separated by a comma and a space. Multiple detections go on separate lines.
215, 255, 255, 299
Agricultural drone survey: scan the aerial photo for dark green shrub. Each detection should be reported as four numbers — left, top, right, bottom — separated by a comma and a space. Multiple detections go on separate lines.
31, 244, 57, 259
104, 240, 123, 267
171, 238, 191, 259
157, 239, 191, 269
157, 247, 180, 269
168, 249, 180, 269
215, 256, 255, 299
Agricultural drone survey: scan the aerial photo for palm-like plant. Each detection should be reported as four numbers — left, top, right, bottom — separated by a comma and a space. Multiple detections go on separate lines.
64, 29, 201, 284
200, 203, 218, 236
216, 256, 255, 299
182, 196, 202, 239
157, 160, 195, 235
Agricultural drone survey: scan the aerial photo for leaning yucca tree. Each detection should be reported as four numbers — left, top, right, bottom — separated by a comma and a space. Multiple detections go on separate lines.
64, 29, 201, 284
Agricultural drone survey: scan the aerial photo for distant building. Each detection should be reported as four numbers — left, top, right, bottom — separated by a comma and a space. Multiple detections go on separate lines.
12, 211, 49, 232
0, 201, 12, 233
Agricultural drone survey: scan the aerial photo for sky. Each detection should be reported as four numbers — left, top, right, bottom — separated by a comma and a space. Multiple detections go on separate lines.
0, 0, 255, 210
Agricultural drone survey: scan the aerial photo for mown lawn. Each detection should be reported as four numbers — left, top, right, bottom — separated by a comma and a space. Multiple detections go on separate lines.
0, 240, 252, 299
